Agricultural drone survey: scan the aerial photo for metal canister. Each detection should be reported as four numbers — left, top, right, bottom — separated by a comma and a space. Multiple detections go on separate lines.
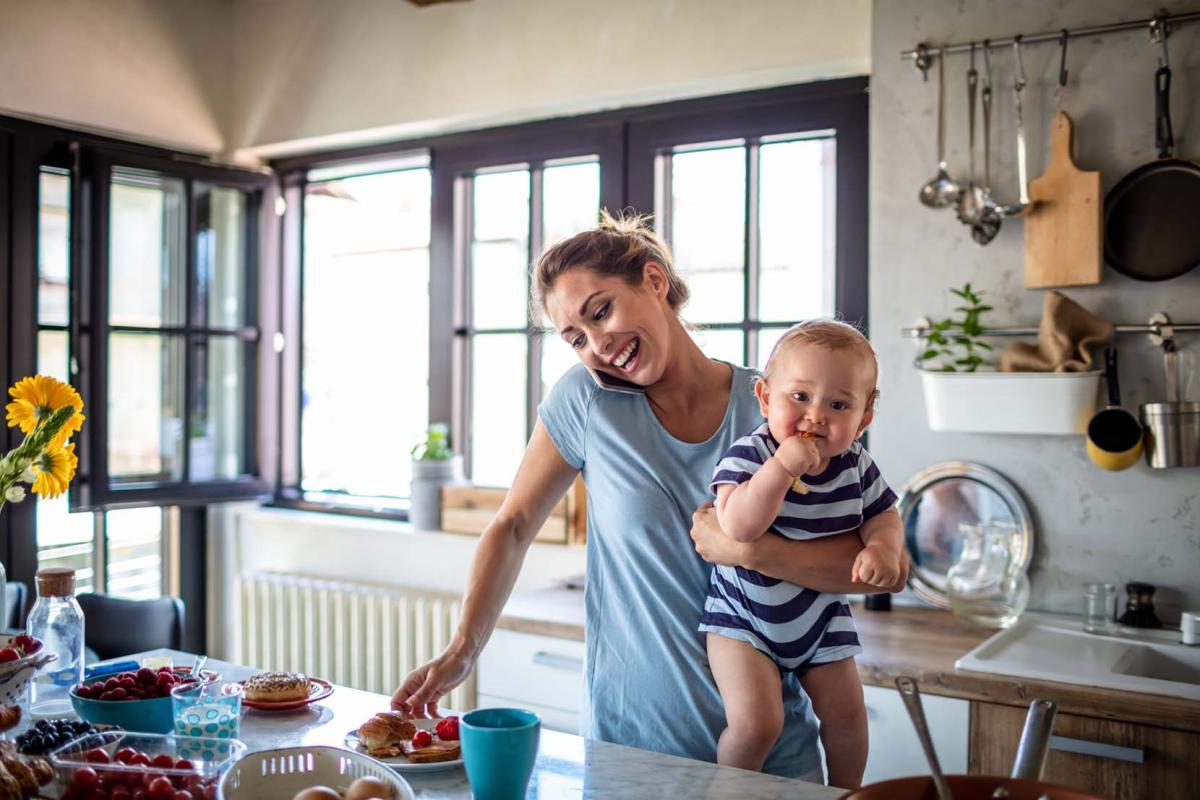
1140, 401, 1200, 468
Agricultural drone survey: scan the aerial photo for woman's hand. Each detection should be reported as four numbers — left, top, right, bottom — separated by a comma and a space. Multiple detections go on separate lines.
390, 650, 474, 719
690, 502, 750, 567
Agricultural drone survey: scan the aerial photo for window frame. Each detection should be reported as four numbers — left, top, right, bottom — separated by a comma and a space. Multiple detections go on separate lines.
271, 77, 869, 515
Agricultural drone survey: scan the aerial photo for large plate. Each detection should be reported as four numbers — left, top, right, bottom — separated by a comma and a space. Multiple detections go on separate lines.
238, 677, 334, 711
343, 718, 463, 773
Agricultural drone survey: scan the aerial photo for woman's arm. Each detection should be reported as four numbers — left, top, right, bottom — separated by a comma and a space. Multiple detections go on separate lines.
391, 421, 579, 716
690, 503, 909, 594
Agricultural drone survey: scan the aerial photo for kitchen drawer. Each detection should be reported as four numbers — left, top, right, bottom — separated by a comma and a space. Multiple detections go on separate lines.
970, 701, 1200, 799
862, 684, 968, 783
477, 692, 581, 735
479, 629, 585, 714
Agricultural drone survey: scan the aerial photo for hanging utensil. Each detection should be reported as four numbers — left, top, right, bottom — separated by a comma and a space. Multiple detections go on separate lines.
920, 47, 962, 208
1141, 314, 1200, 468
1011, 700, 1058, 781
1086, 349, 1142, 471
957, 44, 984, 225
1103, 17, 1200, 281
972, 42, 1003, 245
999, 37, 1036, 218
895, 677, 954, 800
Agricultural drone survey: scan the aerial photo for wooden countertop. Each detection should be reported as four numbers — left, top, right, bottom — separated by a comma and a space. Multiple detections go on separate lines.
497, 590, 1200, 734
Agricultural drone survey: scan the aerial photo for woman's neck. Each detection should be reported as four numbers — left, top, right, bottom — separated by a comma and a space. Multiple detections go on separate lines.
645, 320, 731, 416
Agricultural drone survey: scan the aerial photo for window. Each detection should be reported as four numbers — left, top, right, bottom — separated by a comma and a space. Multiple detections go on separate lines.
299, 161, 432, 508
276, 79, 867, 510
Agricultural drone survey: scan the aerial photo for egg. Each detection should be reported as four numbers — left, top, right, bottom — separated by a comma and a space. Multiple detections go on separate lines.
345, 776, 394, 800
292, 787, 342, 800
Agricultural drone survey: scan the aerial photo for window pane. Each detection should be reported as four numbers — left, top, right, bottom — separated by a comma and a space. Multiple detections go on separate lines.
689, 328, 744, 366
542, 161, 599, 248
108, 333, 185, 482
667, 146, 745, 323
757, 327, 791, 373
759, 138, 836, 322
105, 507, 163, 600
38, 168, 70, 327
191, 337, 246, 481
471, 334, 527, 487
472, 170, 529, 330
109, 168, 186, 327
196, 186, 248, 328
36, 329, 95, 593
302, 169, 431, 499
540, 331, 578, 402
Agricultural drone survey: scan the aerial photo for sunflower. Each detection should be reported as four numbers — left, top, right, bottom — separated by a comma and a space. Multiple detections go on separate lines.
6, 375, 85, 447
31, 443, 77, 498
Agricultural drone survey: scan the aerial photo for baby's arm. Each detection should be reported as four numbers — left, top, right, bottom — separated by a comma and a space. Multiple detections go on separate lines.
714, 458, 795, 543
852, 508, 904, 587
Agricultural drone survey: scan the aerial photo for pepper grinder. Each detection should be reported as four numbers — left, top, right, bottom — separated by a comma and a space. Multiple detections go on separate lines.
1117, 582, 1163, 629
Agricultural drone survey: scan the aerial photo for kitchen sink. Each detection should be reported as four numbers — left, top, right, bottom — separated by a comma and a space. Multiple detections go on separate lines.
955, 613, 1200, 701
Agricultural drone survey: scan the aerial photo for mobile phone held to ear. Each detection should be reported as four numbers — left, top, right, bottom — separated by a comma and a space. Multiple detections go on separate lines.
586, 365, 645, 395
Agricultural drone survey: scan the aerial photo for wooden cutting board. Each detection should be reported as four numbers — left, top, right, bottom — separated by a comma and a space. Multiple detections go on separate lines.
1025, 112, 1102, 287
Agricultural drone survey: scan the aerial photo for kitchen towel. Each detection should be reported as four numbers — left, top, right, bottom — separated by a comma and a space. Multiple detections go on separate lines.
1000, 291, 1114, 372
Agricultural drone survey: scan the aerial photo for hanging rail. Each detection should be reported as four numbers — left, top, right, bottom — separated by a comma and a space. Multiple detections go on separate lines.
900, 9, 1200, 65
903, 321, 1200, 340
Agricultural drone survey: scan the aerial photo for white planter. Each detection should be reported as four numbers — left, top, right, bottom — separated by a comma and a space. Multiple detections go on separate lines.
920, 370, 1102, 435
409, 455, 464, 530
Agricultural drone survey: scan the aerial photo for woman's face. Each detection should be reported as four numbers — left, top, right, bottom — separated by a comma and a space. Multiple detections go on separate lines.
544, 264, 674, 388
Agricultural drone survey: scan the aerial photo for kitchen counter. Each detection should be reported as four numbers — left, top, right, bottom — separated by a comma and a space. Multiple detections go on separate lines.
118, 649, 841, 800
497, 590, 1200, 733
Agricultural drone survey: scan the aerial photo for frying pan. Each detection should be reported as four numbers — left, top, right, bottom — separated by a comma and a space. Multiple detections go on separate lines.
1087, 349, 1142, 471
1104, 47, 1200, 281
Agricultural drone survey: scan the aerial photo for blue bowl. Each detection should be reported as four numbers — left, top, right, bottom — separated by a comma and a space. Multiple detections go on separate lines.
70, 668, 220, 734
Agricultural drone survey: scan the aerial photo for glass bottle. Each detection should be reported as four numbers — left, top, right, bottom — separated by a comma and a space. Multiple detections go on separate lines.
946, 521, 1030, 629
27, 568, 84, 717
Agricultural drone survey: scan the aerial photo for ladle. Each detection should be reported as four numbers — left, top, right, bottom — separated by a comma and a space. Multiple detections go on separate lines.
920, 47, 961, 208
896, 676, 954, 800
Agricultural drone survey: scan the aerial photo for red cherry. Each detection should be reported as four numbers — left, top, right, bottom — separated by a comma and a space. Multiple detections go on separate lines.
151, 754, 175, 769
111, 787, 132, 800
173, 759, 194, 771
0, 647, 20, 663
172, 792, 192, 800
130, 753, 152, 767
85, 747, 112, 764
202, 786, 216, 800
412, 729, 433, 747
72, 767, 100, 789
133, 790, 149, 800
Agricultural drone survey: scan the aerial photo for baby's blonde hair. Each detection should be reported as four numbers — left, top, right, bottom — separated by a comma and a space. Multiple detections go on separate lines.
764, 319, 880, 408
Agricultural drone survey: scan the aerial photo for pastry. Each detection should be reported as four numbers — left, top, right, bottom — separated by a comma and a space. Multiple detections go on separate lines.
243, 671, 311, 703
357, 711, 416, 752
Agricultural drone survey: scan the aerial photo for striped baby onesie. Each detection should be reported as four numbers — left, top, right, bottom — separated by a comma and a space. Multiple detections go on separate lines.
699, 423, 898, 673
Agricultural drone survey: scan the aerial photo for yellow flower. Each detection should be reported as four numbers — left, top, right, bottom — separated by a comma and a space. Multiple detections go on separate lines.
6, 375, 85, 447
31, 443, 77, 498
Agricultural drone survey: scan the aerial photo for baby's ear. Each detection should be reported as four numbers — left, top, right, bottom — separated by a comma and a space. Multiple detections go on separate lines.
856, 407, 875, 438
753, 377, 770, 416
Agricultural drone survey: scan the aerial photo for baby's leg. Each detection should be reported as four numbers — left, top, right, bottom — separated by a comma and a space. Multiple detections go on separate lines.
707, 633, 784, 771
799, 657, 867, 789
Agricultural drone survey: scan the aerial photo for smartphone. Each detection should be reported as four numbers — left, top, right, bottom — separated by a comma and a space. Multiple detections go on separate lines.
585, 365, 645, 395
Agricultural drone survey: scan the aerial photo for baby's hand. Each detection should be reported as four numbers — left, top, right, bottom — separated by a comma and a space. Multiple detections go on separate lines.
774, 434, 820, 479
852, 543, 902, 588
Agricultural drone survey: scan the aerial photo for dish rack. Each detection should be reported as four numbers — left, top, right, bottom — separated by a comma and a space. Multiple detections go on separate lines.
217, 746, 414, 799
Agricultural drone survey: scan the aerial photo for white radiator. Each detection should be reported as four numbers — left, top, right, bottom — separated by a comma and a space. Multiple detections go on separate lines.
234, 572, 476, 711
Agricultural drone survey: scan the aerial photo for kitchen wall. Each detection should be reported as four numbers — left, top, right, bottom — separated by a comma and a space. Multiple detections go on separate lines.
0, 0, 232, 153
870, 0, 1200, 621
228, 0, 871, 159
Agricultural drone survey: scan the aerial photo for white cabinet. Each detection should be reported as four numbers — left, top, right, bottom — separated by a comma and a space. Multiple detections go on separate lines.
478, 629, 584, 734
862, 684, 968, 783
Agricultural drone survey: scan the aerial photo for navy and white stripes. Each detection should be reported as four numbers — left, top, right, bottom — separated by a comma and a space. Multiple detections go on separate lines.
699, 424, 897, 672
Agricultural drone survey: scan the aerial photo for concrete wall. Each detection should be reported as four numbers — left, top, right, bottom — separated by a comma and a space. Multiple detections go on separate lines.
229, 0, 871, 158
870, 0, 1200, 621
0, 0, 232, 153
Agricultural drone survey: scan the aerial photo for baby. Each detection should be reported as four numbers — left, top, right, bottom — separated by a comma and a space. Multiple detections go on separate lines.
700, 319, 903, 788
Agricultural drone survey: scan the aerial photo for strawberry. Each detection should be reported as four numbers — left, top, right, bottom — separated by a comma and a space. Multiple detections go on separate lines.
411, 729, 433, 748
435, 716, 460, 740
0, 647, 20, 663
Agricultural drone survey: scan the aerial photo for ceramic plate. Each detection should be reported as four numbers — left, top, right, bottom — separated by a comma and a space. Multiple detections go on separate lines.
239, 677, 334, 711
343, 718, 463, 773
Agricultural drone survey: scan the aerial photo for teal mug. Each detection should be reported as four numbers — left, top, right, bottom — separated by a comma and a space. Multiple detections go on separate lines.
461, 708, 540, 800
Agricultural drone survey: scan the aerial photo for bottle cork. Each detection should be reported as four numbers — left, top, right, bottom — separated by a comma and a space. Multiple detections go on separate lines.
35, 568, 76, 597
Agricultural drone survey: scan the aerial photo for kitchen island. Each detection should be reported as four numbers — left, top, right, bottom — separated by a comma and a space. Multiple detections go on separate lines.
118, 649, 842, 800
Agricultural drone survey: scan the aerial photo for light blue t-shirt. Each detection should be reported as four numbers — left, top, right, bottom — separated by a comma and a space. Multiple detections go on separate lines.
537, 362, 821, 778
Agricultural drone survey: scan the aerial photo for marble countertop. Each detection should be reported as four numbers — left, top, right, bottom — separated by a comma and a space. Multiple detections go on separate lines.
119, 649, 841, 800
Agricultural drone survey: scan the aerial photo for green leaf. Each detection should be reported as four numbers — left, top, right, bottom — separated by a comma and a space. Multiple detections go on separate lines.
921, 349, 939, 360
942, 365, 957, 372
977, 341, 994, 351
975, 304, 993, 312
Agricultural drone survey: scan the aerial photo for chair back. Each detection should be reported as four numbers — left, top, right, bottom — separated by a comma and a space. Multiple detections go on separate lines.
4, 582, 28, 630
76, 593, 185, 660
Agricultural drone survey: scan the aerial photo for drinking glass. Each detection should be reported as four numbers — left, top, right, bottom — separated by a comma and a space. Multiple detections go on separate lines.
1083, 582, 1117, 634
171, 681, 242, 739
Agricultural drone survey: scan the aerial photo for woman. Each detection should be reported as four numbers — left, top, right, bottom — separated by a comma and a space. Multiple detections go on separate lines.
390, 213, 906, 780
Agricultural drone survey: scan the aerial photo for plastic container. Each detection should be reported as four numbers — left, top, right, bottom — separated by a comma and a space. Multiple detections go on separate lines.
51, 729, 245, 799
921, 369, 1101, 434
27, 568, 84, 718
217, 745, 414, 799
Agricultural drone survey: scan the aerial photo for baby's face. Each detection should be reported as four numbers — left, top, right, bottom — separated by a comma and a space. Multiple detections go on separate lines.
755, 344, 876, 461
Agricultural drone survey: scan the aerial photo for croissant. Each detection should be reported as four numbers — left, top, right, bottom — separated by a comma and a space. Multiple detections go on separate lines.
24, 757, 52, 788
0, 708, 19, 734
0, 763, 20, 800
0, 756, 36, 796
357, 711, 416, 750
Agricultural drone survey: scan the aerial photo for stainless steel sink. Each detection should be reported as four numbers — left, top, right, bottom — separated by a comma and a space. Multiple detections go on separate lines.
955, 613, 1200, 700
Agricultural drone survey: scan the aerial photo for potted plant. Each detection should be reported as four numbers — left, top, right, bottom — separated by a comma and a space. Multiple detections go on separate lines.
409, 423, 463, 530
917, 284, 1101, 435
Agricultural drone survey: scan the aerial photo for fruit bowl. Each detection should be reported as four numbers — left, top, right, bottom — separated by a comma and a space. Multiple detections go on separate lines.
0, 632, 55, 706
70, 666, 219, 734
